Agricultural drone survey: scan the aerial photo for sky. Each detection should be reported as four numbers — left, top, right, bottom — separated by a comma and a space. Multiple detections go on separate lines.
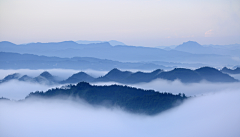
0, 0, 240, 47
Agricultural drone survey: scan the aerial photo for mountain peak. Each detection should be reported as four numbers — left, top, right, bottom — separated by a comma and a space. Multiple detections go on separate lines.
59, 41, 78, 45
3, 73, 20, 80
0, 41, 16, 45
103, 68, 132, 81
183, 41, 200, 45
39, 71, 53, 79
109, 68, 121, 73
175, 41, 203, 50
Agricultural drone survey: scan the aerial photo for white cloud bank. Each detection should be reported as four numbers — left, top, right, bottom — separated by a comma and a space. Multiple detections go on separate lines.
1, 78, 240, 100
0, 69, 240, 136
93, 79, 240, 96
0, 80, 54, 100
0, 89, 240, 137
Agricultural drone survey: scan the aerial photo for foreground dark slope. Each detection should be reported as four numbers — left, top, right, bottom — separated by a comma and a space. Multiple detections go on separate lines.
26, 82, 187, 115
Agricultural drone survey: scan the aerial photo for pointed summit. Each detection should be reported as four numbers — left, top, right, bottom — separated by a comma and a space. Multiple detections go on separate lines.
0, 73, 20, 83
39, 71, 53, 79
105, 68, 132, 80
61, 72, 94, 84
19, 75, 34, 82
34, 71, 57, 85
175, 41, 203, 50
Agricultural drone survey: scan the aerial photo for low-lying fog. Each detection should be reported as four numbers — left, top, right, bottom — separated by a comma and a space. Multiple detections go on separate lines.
1, 69, 240, 100
1, 89, 239, 137
1, 69, 240, 136
1, 78, 240, 100
94, 79, 240, 97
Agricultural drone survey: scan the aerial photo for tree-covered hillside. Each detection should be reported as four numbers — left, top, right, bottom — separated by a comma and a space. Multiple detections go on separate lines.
26, 82, 187, 115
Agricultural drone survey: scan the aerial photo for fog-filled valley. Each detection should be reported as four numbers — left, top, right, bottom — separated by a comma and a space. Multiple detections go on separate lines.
1, 68, 240, 100
1, 88, 240, 137
1, 39, 240, 136
1, 0, 240, 135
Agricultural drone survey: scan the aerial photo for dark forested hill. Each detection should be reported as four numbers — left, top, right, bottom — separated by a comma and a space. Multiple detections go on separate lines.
26, 82, 187, 115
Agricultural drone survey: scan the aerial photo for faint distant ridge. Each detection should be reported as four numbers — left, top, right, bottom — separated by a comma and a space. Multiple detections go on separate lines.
1, 41, 238, 66
174, 41, 240, 57
0, 52, 170, 70
75, 40, 125, 46
175, 41, 203, 50
221, 67, 240, 74
26, 82, 187, 115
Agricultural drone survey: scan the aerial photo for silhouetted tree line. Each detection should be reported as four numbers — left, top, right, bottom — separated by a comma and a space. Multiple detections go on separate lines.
27, 82, 187, 115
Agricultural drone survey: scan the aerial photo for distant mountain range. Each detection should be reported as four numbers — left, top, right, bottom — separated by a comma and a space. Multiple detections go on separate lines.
174, 41, 240, 57
94, 67, 238, 83
0, 71, 59, 85
1, 67, 238, 85
1, 41, 239, 66
0, 52, 169, 70
25, 82, 187, 115
75, 40, 125, 46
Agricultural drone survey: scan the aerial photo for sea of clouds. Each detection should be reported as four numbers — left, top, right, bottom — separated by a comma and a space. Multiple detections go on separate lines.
1, 89, 240, 137
0, 69, 240, 137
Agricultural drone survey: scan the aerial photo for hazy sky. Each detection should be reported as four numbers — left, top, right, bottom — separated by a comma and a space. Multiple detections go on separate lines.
0, 0, 239, 46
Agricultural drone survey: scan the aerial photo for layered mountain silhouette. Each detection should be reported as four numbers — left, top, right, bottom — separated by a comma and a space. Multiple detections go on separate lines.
1, 67, 238, 85
1, 41, 238, 66
0, 73, 20, 84
95, 68, 163, 83
0, 52, 169, 70
1, 71, 59, 85
174, 41, 240, 58
221, 67, 240, 74
96, 67, 237, 83
75, 40, 125, 46
26, 82, 187, 115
